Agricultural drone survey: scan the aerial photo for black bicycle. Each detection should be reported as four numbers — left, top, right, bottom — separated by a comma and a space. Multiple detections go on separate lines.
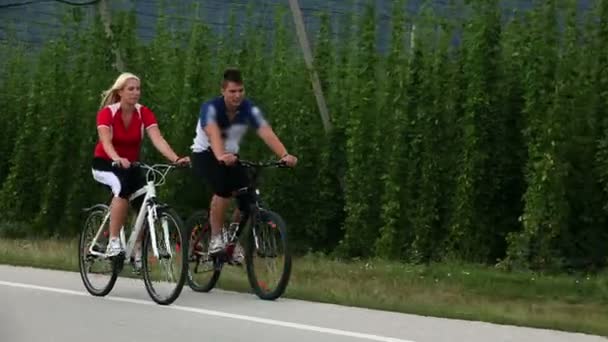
186, 160, 292, 300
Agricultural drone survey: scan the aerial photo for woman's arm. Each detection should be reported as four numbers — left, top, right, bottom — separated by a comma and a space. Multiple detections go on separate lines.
146, 126, 180, 162
98, 126, 130, 168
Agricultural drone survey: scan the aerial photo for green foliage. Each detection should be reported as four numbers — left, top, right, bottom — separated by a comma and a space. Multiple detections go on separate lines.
582, 0, 608, 269
447, 0, 502, 262
32, 38, 72, 235
0, 44, 30, 188
1, 1, 606, 270
505, 0, 566, 270
62, 14, 116, 232
491, 11, 527, 264
0, 81, 41, 222
339, 3, 382, 257
375, 0, 409, 259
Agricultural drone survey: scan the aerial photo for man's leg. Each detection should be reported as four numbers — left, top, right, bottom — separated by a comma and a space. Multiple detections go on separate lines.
209, 194, 231, 254
229, 205, 245, 265
230, 208, 241, 224
192, 150, 237, 255
228, 166, 252, 264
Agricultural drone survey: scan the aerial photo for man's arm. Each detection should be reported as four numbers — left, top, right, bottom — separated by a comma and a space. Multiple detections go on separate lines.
257, 126, 288, 158
198, 103, 236, 165
250, 104, 297, 166
204, 123, 226, 159
205, 123, 237, 165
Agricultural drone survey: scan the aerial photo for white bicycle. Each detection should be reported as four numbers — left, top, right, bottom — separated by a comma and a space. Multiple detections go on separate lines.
78, 162, 188, 305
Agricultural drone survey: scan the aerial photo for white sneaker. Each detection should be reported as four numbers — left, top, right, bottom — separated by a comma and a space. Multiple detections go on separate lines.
106, 238, 123, 257
131, 243, 143, 271
209, 235, 225, 255
231, 242, 245, 265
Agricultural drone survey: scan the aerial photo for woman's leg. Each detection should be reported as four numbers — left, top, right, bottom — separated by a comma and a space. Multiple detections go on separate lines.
109, 196, 129, 239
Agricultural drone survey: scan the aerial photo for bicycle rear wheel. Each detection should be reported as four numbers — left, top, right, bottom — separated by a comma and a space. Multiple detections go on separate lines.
141, 206, 187, 305
245, 209, 292, 300
186, 210, 222, 292
78, 204, 121, 296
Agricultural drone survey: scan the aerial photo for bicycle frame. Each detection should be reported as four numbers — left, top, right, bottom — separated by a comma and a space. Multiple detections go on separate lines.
223, 160, 284, 245
87, 164, 176, 261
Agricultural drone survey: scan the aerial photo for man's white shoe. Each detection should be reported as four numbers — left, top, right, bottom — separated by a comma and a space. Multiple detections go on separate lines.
209, 235, 225, 255
131, 243, 143, 272
231, 242, 245, 265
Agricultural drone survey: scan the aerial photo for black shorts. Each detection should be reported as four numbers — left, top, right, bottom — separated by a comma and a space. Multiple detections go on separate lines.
91, 157, 145, 200
192, 150, 249, 198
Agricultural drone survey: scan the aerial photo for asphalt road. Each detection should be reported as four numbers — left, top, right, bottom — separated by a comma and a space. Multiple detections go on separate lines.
0, 265, 604, 342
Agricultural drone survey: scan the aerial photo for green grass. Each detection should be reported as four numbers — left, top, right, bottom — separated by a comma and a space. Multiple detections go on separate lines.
1, 238, 607, 337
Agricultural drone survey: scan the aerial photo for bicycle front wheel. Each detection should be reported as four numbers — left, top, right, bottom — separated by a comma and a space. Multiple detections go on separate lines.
245, 209, 292, 300
78, 204, 120, 296
141, 206, 187, 305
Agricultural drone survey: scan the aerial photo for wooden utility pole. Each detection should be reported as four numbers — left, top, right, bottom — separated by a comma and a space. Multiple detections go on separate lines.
97, 0, 125, 71
288, 0, 332, 134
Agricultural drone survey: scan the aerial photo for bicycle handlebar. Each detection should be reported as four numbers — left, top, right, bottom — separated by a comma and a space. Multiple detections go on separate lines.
111, 161, 189, 169
238, 160, 289, 168
111, 161, 190, 186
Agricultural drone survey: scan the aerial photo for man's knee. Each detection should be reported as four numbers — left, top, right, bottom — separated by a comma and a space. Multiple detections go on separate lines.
213, 189, 233, 199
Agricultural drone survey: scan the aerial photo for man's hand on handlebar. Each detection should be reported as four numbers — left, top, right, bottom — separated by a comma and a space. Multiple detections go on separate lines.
280, 154, 298, 167
219, 153, 238, 166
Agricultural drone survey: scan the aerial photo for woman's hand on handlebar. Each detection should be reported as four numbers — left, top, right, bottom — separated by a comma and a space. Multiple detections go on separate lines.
113, 157, 131, 169
174, 156, 191, 167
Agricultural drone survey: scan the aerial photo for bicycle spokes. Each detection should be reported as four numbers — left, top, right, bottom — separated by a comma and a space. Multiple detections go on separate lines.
187, 213, 222, 293
142, 209, 186, 305
79, 206, 120, 297
246, 211, 291, 300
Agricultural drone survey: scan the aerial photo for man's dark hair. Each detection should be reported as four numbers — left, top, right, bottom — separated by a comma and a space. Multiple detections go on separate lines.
223, 68, 243, 86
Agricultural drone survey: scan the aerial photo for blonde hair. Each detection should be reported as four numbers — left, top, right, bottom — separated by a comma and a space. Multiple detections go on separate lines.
99, 72, 140, 109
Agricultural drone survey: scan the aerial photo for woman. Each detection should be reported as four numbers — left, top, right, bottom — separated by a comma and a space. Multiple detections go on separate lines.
91, 72, 189, 260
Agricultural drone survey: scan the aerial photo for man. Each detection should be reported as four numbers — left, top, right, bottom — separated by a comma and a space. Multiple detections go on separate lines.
191, 68, 297, 260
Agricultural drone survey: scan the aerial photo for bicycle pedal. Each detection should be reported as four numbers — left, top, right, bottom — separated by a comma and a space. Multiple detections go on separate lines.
91, 244, 105, 253
193, 250, 205, 257
109, 251, 126, 259
112, 253, 126, 273
210, 252, 227, 270
257, 251, 277, 258
210, 249, 227, 258
188, 255, 200, 262
159, 252, 171, 259
212, 257, 224, 271
227, 259, 244, 267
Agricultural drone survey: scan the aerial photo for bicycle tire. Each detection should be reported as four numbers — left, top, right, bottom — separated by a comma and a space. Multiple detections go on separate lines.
245, 209, 292, 300
78, 204, 121, 297
185, 210, 222, 292
141, 206, 187, 305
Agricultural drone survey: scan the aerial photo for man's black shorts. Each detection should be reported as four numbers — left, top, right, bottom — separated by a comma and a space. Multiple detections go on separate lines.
192, 150, 249, 198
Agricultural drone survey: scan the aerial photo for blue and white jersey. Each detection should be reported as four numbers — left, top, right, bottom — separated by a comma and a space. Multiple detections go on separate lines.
191, 97, 268, 154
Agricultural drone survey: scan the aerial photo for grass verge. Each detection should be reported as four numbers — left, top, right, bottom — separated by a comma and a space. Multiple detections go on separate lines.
1, 238, 607, 337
